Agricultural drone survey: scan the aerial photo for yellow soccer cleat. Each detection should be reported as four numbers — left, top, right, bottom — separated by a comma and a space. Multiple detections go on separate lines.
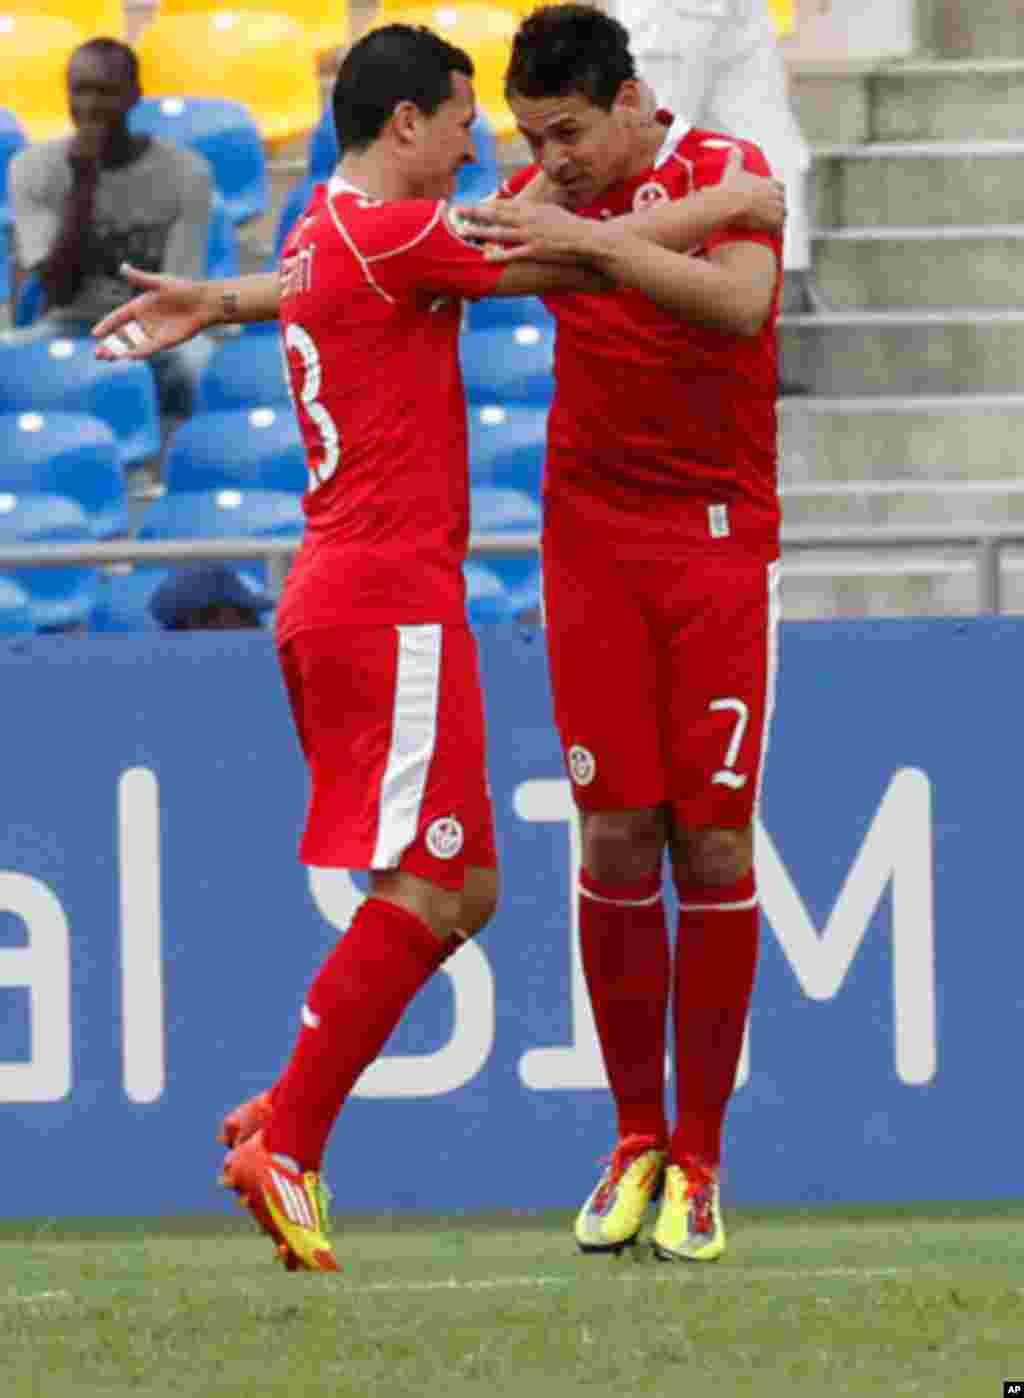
221, 1130, 339, 1272
651, 1160, 725, 1263
574, 1134, 666, 1253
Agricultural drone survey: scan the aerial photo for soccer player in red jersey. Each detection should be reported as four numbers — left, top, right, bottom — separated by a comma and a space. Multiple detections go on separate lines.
462, 5, 784, 1264
93, 21, 783, 1271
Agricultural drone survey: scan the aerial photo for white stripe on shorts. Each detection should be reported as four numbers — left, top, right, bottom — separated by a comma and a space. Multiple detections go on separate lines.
371, 624, 442, 869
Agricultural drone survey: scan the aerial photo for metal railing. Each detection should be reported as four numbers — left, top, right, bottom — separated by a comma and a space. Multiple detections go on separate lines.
3, 523, 1024, 614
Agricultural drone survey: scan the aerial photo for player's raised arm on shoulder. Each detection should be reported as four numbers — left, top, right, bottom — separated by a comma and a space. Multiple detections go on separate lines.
607, 170, 786, 252
93, 266, 280, 360
457, 171, 783, 265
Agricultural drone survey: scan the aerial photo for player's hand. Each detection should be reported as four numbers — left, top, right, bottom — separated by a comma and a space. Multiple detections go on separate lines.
92, 264, 219, 359
724, 170, 786, 232
457, 202, 593, 264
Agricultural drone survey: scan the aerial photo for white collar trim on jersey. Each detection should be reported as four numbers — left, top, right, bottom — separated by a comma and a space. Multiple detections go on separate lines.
654, 113, 691, 168
327, 172, 372, 199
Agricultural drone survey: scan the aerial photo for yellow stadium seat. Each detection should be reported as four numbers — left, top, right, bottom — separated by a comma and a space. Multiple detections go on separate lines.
0, 0, 122, 38
157, 0, 349, 61
372, 5, 521, 140
136, 11, 321, 147
768, 0, 795, 38
0, 14, 84, 141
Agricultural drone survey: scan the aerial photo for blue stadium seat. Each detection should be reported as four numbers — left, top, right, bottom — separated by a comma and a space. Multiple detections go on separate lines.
273, 176, 317, 257
0, 110, 26, 302
0, 411, 128, 538
0, 107, 26, 227
138, 489, 304, 583
0, 226, 10, 306
91, 566, 167, 633
460, 323, 555, 405
196, 330, 291, 412
206, 191, 241, 278
0, 576, 33, 634
470, 485, 541, 599
11, 270, 46, 328
129, 96, 269, 226
164, 407, 306, 495
306, 105, 336, 180
464, 559, 521, 623
467, 402, 546, 496
0, 492, 98, 630
0, 333, 160, 470
466, 293, 555, 332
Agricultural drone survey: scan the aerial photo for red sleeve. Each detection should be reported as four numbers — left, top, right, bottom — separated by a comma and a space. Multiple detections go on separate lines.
358, 199, 504, 300
693, 139, 781, 258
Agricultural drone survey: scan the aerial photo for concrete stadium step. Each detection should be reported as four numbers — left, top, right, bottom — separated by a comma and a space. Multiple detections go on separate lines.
812, 140, 1024, 229
779, 480, 1024, 529
916, 0, 1024, 61
776, 553, 1024, 620
780, 309, 1024, 395
811, 226, 1024, 309
778, 557, 968, 620
778, 393, 1024, 480
870, 61, 1024, 143
792, 60, 1024, 146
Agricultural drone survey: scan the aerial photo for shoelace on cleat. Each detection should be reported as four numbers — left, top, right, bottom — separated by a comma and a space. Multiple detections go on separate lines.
681, 1161, 716, 1237
591, 1135, 662, 1213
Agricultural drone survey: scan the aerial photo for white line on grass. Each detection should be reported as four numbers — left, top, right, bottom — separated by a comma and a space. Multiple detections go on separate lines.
341, 1265, 918, 1295
0, 1290, 71, 1305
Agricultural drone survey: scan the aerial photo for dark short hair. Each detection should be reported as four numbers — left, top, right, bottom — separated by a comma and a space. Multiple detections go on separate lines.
332, 24, 474, 152
69, 37, 140, 88
506, 5, 635, 110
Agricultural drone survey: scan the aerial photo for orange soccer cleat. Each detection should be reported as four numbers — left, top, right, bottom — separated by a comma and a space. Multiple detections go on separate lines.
220, 1130, 339, 1272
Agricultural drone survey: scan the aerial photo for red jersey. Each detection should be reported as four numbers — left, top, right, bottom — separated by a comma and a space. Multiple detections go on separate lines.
274, 178, 504, 643
502, 121, 782, 562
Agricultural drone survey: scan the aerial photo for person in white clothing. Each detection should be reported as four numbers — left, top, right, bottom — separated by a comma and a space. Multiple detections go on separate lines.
615, 0, 819, 305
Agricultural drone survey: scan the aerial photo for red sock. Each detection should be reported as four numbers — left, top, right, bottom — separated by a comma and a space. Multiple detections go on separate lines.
264, 897, 448, 1171
579, 868, 670, 1143
670, 872, 759, 1168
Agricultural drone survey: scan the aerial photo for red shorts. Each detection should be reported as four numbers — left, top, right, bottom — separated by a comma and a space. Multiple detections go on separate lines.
542, 533, 780, 829
278, 623, 497, 891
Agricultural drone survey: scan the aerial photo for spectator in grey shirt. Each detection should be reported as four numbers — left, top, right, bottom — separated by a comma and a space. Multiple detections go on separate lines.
7, 37, 213, 440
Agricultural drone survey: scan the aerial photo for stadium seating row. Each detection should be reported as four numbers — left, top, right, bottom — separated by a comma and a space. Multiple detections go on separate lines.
0, 314, 551, 489
0, 484, 542, 631
0, 4, 526, 147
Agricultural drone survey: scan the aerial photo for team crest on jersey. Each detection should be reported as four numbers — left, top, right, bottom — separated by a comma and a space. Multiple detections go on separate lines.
633, 181, 669, 211
568, 745, 596, 787
426, 815, 464, 860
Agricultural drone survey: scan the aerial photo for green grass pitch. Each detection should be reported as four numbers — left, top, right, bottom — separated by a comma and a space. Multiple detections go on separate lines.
1, 1204, 1022, 1396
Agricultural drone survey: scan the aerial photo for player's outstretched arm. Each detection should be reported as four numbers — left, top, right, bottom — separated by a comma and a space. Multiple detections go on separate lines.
93, 265, 280, 360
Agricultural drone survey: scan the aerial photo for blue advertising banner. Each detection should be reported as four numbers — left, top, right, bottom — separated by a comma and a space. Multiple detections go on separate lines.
0, 618, 1018, 1216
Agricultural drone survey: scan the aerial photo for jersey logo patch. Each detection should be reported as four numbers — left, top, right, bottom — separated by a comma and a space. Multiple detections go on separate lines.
633, 181, 669, 211
568, 745, 596, 786
426, 815, 464, 860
